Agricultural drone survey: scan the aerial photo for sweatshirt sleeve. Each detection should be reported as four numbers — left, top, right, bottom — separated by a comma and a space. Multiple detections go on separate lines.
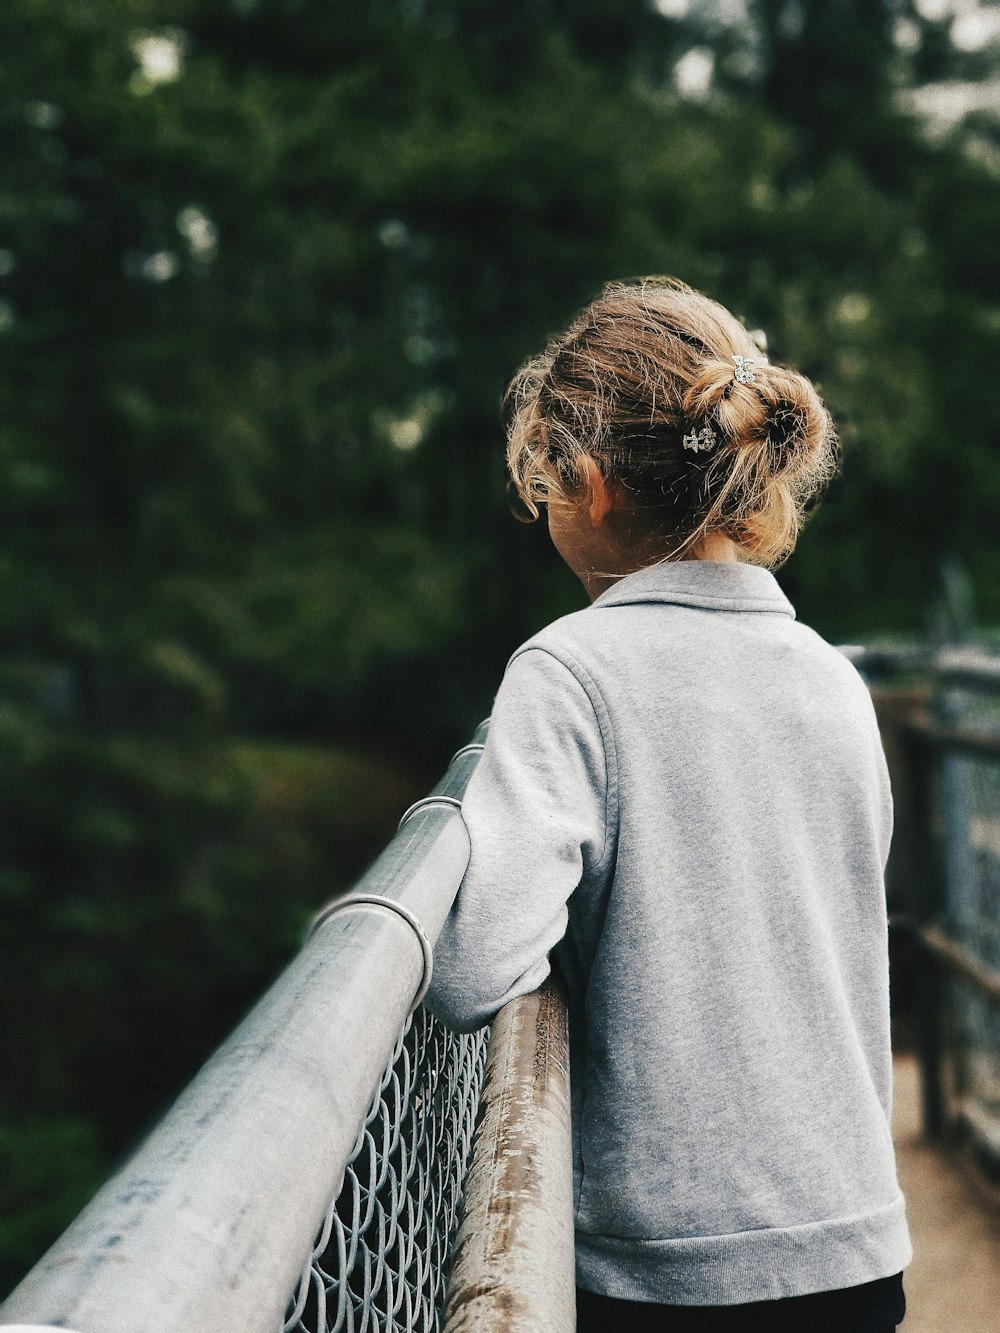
425, 645, 612, 1032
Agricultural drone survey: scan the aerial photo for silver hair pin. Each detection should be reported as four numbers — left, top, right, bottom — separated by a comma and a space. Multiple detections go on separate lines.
733, 355, 756, 385
683, 425, 718, 453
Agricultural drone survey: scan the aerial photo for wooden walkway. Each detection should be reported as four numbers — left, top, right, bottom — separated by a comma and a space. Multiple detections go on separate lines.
893, 1053, 1000, 1331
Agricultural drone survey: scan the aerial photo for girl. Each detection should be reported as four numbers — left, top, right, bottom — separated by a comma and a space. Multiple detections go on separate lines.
426, 279, 911, 1332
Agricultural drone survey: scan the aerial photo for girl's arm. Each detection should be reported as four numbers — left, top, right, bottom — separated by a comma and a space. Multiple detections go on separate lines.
425, 645, 611, 1032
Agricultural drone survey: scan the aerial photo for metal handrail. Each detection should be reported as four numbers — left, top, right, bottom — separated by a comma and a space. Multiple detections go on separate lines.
892, 915, 1000, 1006
903, 717, 1000, 761
442, 979, 575, 1333
0, 723, 489, 1333
935, 646, 1000, 692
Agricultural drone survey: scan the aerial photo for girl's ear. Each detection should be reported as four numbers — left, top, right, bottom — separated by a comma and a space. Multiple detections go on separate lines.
578, 454, 616, 526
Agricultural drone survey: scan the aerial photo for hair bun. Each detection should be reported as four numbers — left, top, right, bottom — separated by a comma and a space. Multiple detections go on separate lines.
751, 362, 835, 479
683, 356, 832, 476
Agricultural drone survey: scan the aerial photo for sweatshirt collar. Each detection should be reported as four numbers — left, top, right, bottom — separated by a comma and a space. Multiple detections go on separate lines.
591, 560, 796, 618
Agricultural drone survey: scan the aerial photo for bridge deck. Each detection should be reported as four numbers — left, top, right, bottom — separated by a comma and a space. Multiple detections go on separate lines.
893, 1053, 1000, 1332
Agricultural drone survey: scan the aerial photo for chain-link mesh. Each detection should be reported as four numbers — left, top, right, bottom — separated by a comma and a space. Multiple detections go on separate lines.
283, 1007, 489, 1333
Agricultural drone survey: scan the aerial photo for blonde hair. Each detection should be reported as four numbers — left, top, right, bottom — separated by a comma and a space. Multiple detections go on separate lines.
506, 278, 838, 567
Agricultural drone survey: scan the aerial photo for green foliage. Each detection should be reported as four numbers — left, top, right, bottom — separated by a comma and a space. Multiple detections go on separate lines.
3, 0, 999, 657
0, 1114, 103, 1287
1, 0, 999, 1291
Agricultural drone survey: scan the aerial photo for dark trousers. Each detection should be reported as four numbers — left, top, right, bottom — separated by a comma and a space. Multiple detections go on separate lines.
576, 1274, 905, 1332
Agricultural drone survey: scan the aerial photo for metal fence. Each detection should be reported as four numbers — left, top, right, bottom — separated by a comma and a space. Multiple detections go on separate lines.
0, 721, 574, 1333
284, 1009, 488, 1333
890, 649, 1000, 1164
14, 641, 996, 1327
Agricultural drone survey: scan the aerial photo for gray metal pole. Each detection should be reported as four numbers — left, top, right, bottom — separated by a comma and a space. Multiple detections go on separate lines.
0, 725, 488, 1333
441, 978, 575, 1333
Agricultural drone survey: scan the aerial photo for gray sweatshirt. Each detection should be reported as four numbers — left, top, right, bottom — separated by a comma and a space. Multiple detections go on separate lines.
426, 560, 911, 1305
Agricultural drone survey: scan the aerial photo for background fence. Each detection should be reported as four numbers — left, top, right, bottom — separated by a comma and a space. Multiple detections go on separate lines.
874, 649, 1000, 1168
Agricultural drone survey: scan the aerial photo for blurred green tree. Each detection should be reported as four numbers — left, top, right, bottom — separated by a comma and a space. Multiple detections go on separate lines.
1, 0, 998, 1292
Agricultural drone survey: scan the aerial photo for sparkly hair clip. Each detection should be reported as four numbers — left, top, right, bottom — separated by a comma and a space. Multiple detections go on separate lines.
683, 425, 718, 453
733, 355, 756, 386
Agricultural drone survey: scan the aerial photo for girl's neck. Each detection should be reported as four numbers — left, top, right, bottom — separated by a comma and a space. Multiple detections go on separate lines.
580, 532, 741, 603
